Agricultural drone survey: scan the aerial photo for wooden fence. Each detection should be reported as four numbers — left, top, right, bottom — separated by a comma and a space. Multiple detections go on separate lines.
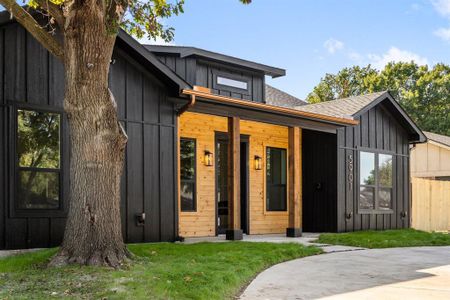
412, 177, 450, 232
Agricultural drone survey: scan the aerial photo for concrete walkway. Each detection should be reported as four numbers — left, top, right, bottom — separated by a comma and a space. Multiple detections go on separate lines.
0, 248, 42, 258
183, 233, 365, 253
240, 246, 450, 300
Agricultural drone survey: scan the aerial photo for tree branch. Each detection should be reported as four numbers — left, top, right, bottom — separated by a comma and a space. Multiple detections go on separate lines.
0, 0, 64, 61
34, 0, 64, 26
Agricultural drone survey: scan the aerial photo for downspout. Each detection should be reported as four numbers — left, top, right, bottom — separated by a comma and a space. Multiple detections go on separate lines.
177, 94, 196, 116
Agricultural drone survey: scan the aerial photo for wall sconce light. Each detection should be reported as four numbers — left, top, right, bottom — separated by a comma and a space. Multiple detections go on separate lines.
254, 155, 262, 170
204, 150, 213, 166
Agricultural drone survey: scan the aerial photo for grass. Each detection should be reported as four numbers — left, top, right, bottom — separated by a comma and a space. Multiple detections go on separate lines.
316, 228, 450, 248
0, 242, 321, 299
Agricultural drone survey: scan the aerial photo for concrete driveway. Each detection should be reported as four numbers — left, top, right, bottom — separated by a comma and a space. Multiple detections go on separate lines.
240, 246, 450, 300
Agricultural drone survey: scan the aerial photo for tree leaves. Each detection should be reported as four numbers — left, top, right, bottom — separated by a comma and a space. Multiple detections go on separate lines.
306, 62, 450, 136
122, 0, 185, 42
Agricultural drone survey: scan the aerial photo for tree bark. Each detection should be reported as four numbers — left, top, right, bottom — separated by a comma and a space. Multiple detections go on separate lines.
49, 3, 129, 267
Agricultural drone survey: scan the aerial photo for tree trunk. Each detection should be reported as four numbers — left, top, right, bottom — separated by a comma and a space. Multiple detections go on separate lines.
50, 4, 129, 267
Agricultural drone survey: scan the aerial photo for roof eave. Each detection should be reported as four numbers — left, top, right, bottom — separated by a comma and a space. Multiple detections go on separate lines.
182, 87, 358, 126
117, 31, 192, 93
146, 45, 286, 78
353, 91, 427, 144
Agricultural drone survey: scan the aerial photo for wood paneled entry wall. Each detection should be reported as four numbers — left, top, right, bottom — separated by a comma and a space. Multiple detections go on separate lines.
178, 112, 298, 237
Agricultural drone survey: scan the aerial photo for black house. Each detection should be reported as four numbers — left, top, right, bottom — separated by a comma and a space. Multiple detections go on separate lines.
0, 14, 426, 250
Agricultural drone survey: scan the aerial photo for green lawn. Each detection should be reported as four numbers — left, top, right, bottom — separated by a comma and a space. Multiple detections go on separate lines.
316, 229, 450, 248
0, 242, 321, 299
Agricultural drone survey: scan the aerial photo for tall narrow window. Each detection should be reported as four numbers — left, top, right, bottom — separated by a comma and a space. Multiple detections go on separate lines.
359, 152, 375, 210
359, 151, 393, 212
180, 138, 196, 212
17, 109, 61, 210
378, 154, 393, 210
266, 147, 287, 211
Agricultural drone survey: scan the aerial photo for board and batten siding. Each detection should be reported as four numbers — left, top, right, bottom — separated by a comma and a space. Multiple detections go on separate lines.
0, 22, 68, 250
155, 54, 265, 103
0, 22, 178, 249
337, 104, 411, 232
155, 54, 197, 86
302, 130, 337, 232
178, 112, 290, 237
195, 62, 265, 102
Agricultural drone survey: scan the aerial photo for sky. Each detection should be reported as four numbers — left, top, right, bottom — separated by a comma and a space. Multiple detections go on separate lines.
141, 0, 450, 100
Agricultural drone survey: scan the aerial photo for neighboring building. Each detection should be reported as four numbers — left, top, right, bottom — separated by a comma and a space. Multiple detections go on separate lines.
0, 14, 425, 250
411, 131, 450, 180
411, 131, 450, 232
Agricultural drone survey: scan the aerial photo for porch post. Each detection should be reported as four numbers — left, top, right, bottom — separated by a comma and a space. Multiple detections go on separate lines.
287, 126, 302, 237
226, 116, 243, 240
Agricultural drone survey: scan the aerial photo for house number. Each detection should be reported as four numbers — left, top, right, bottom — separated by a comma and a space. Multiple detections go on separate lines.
347, 154, 353, 191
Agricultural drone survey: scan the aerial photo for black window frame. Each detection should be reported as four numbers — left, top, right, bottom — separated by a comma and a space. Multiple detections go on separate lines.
11, 105, 66, 218
357, 148, 394, 214
265, 146, 287, 212
180, 137, 197, 212
212, 70, 251, 96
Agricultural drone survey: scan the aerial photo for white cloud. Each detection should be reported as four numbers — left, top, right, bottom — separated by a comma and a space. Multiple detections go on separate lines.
434, 27, 450, 41
431, 0, 450, 18
323, 38, 344, 54
348, 51, 363, 62
368, 47, 429, 69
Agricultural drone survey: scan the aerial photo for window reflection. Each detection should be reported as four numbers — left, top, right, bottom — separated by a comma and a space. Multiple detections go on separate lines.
180, 138, 196, 211
359, 151, 393, 211
266, 147, 287, 211
17, 109, 61, 210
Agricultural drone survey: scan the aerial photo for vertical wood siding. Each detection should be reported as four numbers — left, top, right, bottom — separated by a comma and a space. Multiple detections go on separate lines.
411, 177, 450, 232
0, 23, 178, 249
156, 54, 196, 86
0, 24, 68, 249
109, 48, 178, 244
302, 130, 337, 232
411, 142, 450, 178
156, 54, 265, 103
337, 104, 411, 232
195, 62, 264, 102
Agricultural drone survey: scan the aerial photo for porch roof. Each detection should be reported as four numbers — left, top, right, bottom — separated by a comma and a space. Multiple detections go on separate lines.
182, 87, 359, 127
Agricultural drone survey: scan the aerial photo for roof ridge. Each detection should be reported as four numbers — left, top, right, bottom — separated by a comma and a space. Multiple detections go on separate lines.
301, 91, 388, 107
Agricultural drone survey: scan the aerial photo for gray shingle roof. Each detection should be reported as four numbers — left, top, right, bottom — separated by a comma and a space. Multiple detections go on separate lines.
424, 131, 450, 148
294, 91, 387, 119
265, 85, 307, 108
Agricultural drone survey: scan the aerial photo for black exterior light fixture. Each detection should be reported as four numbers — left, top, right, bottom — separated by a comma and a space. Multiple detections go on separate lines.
254, 155, 262, 170
204, 150, 213, 166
